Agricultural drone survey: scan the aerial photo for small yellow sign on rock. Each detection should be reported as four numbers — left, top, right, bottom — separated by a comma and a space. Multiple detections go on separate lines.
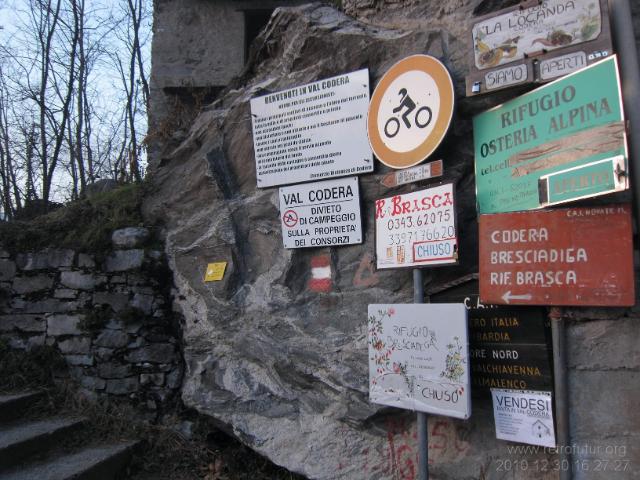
204, 262, 227, 282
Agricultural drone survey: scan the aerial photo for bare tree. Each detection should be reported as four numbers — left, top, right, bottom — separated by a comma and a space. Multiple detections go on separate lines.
0, 0, 151, 216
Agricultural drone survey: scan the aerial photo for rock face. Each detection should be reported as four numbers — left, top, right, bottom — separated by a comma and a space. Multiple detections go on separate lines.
145, 2, 640, 479
144, 4, 477, 479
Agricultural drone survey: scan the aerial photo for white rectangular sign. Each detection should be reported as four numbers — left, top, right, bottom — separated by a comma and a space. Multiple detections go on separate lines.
375, 183, 458, 269
251, 69, 373, 188
539, 51, 588, 81
491, 389, 556, 447
279, 176, 362, 249
368, 304, 471, 419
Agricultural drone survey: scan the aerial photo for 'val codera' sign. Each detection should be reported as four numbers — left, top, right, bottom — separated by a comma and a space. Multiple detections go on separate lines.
279, 177, 362, 249
251, 69, 372, 188
474, 56, 627, 214
368, 304, 471, 419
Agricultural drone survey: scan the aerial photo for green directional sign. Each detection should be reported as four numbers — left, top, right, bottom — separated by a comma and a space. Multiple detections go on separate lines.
474, 56, 628, 214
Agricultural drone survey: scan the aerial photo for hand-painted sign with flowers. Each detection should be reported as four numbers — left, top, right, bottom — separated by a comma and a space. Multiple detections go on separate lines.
368, 304, 471, 419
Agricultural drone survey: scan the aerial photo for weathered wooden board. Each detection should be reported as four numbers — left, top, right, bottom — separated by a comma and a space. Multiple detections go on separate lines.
474, 56, 627, 213
479, 204, 635, 306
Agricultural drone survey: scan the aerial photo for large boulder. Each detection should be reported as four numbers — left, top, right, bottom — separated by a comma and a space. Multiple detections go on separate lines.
143, 3, 538, 479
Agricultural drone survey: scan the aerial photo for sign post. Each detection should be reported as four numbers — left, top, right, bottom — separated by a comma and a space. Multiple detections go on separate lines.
414, 270, 429, 480
368, 55, 460, 480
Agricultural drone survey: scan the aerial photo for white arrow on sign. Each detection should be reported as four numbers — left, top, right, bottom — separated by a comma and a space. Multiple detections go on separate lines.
501, 291, 533, 304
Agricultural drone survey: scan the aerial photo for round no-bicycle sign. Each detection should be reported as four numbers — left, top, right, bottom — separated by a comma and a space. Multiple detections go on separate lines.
368, 55, 454, 169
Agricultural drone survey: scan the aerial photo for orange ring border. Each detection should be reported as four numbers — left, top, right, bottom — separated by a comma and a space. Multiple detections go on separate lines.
368, 55, 455, 169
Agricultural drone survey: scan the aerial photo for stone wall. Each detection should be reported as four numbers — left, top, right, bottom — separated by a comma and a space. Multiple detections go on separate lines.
0, 229, 182, 416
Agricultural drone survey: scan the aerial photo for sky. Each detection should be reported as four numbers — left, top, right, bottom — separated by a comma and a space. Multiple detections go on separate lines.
0, 0, 152, 203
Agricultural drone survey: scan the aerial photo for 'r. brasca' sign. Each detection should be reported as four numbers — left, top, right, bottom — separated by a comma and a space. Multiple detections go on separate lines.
479, 204, 634, 306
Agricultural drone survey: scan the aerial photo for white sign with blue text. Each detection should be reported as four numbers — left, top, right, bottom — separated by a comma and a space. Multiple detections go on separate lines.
368, 303, 471, 419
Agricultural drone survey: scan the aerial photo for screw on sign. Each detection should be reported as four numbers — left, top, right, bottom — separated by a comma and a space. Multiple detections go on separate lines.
282, 209, 298, 228
368, 55, 455, 169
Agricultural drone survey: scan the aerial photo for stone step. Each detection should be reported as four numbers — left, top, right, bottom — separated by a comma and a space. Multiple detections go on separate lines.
0, 391, 45, 424
0, 417, 85, 469
0, 440, 140, 480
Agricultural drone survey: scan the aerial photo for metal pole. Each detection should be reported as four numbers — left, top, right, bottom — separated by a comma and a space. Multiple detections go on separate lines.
413, 268, 428, 480
550, 307, 571, 480
609, 0, 640, 220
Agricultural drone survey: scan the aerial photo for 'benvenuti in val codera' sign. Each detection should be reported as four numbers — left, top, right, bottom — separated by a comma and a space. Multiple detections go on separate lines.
479, 204, 634, 306
474, 56, 627, 214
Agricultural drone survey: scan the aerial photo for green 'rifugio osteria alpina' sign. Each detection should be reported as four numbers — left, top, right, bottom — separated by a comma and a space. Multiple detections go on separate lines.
474, 56, 628, 214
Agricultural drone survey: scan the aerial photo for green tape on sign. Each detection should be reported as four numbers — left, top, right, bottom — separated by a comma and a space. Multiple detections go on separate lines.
474, 56, 628, 214
543, 158, 618, 205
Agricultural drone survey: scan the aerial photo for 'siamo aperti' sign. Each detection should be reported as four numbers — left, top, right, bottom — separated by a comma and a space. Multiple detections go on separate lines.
466, 0, 612, 95
474, 56, 627, 214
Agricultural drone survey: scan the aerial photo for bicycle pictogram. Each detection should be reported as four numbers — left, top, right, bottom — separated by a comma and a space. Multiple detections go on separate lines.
384, 88, 433, 139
